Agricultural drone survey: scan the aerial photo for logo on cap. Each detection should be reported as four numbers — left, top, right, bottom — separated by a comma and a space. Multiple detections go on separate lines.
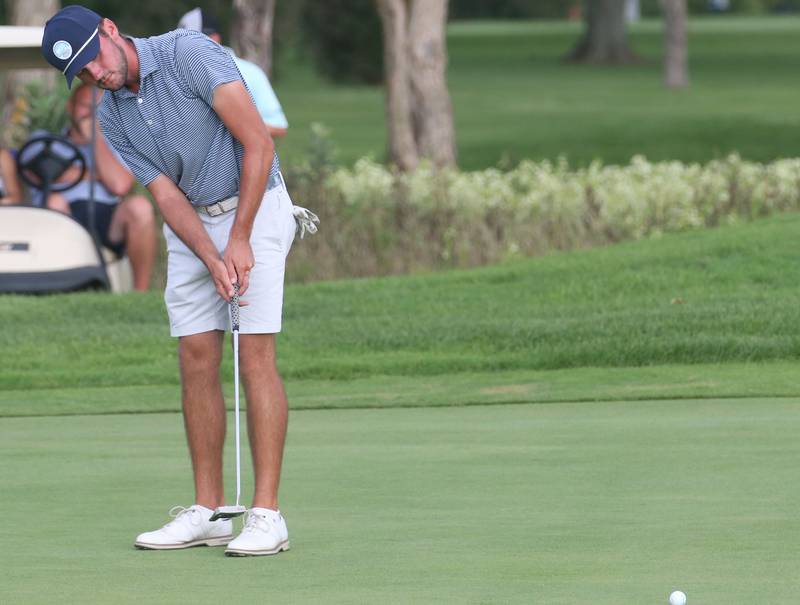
53, 40, 73, 61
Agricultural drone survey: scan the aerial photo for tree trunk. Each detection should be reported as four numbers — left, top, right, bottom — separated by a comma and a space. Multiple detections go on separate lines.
376, 0, 456, 170
408, 0, 456, 168
568, 0, 638, 64
2, 0, 60, 147
376, 0, 418, 171
661, 0, 689, 88
232, 0, 276, 78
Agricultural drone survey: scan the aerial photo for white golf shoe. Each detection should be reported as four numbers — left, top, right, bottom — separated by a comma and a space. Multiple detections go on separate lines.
225, 508, 290, 556
134, 505, 233, 550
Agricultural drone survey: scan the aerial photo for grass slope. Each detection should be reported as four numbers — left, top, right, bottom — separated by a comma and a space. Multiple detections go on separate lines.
1, 362, 800, 418
2, 399, 799, 604
275, 17, 800, 169
1, 214, 799, 396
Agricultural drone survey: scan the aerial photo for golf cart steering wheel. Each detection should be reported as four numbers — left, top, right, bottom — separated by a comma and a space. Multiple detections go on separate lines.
16, 134, 86, 194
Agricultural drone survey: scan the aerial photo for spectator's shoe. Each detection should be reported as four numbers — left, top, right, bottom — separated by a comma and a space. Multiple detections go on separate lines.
225, 508, 290, 556
134, 505, 233, 550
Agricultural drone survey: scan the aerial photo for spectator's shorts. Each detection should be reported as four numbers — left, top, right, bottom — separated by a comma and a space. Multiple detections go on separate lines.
69, 200, 125, 258
163, 178, 296, 337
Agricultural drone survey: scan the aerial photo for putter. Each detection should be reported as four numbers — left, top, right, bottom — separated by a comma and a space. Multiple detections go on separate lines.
209, 283, 248, 522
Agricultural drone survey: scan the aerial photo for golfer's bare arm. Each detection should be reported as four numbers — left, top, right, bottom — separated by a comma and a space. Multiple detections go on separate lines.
211, 80, 274, 292
147, 175, 235, 301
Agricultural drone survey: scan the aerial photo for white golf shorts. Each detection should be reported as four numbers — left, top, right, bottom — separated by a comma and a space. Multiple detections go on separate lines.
163, 179, 296, 337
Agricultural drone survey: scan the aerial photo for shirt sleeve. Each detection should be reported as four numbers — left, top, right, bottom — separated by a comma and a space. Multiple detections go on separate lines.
174, 33, 243, 106
98, 107, 161, 187
105, 137, 131, 173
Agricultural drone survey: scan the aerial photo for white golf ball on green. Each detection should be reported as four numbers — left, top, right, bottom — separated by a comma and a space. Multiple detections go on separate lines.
669, 590, 687, 605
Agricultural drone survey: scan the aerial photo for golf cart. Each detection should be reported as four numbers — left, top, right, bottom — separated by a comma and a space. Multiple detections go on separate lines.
0, 25, 133, 294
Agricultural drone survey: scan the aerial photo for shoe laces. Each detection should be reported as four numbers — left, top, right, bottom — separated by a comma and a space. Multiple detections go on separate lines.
166, 505, 201, 528
241, 510, 273, 534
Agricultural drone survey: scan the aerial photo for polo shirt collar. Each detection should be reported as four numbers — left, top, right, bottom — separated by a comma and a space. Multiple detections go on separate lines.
113, 36, 158, 99
133, 37, 159, 80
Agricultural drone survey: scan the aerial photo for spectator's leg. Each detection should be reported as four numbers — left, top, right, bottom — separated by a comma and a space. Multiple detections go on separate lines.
46, 193, 71, 214
109, 194, 156, 291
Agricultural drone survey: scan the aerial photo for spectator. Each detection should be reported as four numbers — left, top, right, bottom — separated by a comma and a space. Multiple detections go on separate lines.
33, 83, 156, 291
0, 148, 22, 205
178, 7, 289, 138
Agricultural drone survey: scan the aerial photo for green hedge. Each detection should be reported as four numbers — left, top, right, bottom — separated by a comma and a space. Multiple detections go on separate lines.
285, 154, 800, 282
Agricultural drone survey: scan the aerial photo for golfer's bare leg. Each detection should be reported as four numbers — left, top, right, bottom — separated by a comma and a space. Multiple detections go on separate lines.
108, 194, 156, 291
240, 333, 288, 510
179, 331, 226, 510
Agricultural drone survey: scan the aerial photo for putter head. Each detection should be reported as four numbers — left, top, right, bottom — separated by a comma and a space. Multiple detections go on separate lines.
209, 505, 247, 522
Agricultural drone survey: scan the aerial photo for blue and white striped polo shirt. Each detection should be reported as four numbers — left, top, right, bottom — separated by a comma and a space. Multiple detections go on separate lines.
98, 30, 280, 207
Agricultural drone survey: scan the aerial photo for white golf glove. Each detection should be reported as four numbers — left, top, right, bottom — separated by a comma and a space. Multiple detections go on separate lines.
292, 205, 320, 239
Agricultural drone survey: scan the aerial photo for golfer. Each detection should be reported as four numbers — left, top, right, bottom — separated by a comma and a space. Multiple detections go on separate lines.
42, 5, 308, 556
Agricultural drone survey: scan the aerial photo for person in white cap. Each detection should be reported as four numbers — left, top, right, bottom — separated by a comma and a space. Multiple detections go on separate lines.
41, 4, 318, 556
178, 7, 288, 138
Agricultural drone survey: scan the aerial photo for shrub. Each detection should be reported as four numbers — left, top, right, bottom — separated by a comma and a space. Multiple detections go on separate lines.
5, 81, 69, 147
285, 153, 800, 282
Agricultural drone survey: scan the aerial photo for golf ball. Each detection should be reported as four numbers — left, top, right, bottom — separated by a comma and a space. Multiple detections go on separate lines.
669, 590, 686, 605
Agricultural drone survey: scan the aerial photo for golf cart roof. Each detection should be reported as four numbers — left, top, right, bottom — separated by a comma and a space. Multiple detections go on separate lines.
0, 26, 47, 70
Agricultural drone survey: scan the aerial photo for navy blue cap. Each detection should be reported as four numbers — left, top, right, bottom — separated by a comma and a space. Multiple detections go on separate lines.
42, 5, 102, 88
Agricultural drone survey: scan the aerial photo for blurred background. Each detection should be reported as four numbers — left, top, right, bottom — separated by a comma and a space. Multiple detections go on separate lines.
3, 0, 800, 286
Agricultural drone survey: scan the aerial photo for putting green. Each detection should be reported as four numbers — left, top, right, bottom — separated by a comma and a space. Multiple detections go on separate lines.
2, 399, 798, 604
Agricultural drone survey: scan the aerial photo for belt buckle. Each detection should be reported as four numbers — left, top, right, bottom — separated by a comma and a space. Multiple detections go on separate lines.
198, 196, 238, 216
198, 201, 224, 216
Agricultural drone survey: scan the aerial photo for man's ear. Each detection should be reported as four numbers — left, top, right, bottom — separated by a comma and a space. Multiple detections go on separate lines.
99, 17, 119, 39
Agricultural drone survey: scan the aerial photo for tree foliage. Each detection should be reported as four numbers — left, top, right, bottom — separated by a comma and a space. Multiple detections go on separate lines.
449, 0, 568, 19
302, 0, 384, 85
76, 0, 233, 37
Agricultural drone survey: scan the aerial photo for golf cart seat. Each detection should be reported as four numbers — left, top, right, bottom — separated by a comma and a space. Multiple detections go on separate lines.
0, 206, 110, 292
0, 133, 133, 294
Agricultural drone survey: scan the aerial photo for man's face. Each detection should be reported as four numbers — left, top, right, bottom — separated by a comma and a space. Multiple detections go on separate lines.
76, 29, 128, 91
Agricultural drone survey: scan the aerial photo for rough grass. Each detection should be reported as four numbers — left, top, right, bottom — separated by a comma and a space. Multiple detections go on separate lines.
1, 214, 799, 393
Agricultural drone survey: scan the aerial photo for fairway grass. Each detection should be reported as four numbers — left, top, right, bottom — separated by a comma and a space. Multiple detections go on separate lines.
2, 399, 799, 604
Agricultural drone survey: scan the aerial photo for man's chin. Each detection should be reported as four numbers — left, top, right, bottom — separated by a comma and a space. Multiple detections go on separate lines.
99, 81, 124, 92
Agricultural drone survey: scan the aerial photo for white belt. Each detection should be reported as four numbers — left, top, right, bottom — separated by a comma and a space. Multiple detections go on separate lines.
195, 173, 284, 217
196, 196, 238, 217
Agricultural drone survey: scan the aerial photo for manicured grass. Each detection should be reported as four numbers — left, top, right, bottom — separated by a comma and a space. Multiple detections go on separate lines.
1, 362, 800, 418
3, 398, 799, 604
274, 16, 800, 170
2, 214, 799, 392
